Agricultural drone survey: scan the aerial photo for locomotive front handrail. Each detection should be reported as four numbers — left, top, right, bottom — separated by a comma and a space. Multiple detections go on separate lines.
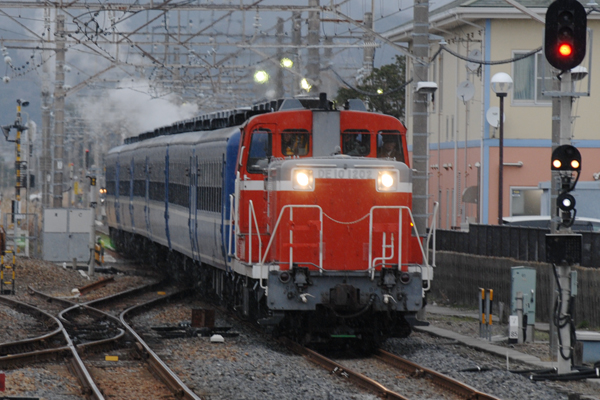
248, 200, 263, 264
371, 232, 396, 280
260, 205, 324, 272
369, 206, 405, 280
368, 206, 432, 288
228, 194, 236, 258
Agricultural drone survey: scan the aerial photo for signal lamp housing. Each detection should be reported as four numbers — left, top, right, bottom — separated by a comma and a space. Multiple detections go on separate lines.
544, 0, 587, 71
551, 144, 581, 172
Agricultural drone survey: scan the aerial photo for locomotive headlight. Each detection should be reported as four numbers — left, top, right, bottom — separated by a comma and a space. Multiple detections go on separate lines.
292, 169, 314, 190
377, 171, 398, 192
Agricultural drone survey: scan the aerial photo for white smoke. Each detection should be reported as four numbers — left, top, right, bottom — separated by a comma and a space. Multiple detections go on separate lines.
78, 78, 199, 139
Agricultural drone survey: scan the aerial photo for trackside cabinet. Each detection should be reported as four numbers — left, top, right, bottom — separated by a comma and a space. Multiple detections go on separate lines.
42, 208, 93, 263
511, 266, 536, 325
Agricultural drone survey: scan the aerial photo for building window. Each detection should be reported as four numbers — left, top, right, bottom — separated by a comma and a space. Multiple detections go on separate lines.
513, 52, 552, 104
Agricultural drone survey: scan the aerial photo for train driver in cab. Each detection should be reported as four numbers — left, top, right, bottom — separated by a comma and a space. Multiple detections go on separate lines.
378, 134, 404, 162
342, 133, 369, 156
281, 132, 309, 156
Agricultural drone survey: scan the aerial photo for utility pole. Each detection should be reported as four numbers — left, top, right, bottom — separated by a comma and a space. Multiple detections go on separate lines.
291, 12, 302, 97
41, 7, 52, 209
275, 17, 285, 98
362, 12, 374, 77
412, 0, 430, 236
306, 0, 320, 92
53, 14, 66, 208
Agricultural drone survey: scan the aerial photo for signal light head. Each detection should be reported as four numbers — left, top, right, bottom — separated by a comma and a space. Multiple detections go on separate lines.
558, 43, 573, 56
571, 159, 580, 169
551, 144, 581, 171
557, 192, 576, 212
544, 0, 587, 71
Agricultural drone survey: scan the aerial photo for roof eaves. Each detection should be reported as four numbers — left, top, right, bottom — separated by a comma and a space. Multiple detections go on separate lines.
384, 6, 548, 42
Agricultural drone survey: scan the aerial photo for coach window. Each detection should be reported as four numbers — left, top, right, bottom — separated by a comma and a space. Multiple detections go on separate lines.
247, 129, 271, 174
377, 131, 404, 162
342, 130, 370, 156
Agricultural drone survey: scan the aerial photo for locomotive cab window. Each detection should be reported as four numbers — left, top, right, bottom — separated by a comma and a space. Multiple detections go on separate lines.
281, 130, 309, 157
377, 131, 404, 162
342, 130, 370, 156
247, 129, 272, 174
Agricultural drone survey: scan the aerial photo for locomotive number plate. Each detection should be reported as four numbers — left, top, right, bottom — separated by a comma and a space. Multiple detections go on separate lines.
314, 168, 374, 180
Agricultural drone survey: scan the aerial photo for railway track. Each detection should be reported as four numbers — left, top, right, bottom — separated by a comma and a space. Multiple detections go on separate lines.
204, 297, 503, 400
280, 337, 502, 400
0, 283, 202, 400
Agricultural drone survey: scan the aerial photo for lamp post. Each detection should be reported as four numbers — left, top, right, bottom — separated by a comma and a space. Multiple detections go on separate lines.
491, 72, 513, 225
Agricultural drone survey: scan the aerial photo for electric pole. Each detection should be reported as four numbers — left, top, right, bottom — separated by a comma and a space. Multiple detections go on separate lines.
412, 0, 431, 236
53, 14, 66, 208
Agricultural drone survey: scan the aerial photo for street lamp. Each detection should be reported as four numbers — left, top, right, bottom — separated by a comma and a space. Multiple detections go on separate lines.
491, 72, 513, 225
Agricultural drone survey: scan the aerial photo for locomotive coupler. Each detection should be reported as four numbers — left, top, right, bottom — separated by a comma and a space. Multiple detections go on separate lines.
379, 266, 398, 288
292, 265, 312, 289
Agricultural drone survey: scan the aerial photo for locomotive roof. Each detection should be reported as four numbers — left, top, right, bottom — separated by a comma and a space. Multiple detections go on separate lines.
121, 94, 364, 146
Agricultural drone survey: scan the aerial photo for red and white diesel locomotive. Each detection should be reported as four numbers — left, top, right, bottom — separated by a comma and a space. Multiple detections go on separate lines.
105, 94, 436, 343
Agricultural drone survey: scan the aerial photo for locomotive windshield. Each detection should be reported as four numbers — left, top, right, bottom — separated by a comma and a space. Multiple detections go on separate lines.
342, 130, 370, 156
247, 129, 272, 173
281, 129, 309, 156
377, 131, 404, 162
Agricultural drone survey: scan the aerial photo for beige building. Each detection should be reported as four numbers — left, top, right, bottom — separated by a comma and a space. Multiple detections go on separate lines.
386, 0, 599, 228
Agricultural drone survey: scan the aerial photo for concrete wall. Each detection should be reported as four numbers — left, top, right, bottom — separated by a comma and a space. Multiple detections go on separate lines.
433, 251, 600, 327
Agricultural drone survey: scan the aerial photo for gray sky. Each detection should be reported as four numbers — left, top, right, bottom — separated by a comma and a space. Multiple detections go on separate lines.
0, 0, 453, 145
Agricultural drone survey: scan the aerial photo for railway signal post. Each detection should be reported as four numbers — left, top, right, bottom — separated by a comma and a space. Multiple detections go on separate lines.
547, 145, 582, 374
544, 0, 588, 373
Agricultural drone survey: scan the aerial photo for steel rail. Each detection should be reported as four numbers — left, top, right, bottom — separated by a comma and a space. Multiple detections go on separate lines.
81, 280, 166, 308
278, 337, 410, 400
375, 349, 503, 400
27, 282, 181, 399
27, 285, 78, 308
77, 276, 115, 295
0, 346, 72, 367
0, 293, 105, 399
27, 282, 201, 399
0, 295, 64, 354
120, 288, 201, 400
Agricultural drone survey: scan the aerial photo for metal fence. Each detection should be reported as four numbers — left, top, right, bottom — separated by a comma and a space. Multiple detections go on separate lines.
435, 224, 600, 268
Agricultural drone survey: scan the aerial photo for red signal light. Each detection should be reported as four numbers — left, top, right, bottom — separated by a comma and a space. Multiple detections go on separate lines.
544, 0, 587, 71
558, 43, 573, 57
